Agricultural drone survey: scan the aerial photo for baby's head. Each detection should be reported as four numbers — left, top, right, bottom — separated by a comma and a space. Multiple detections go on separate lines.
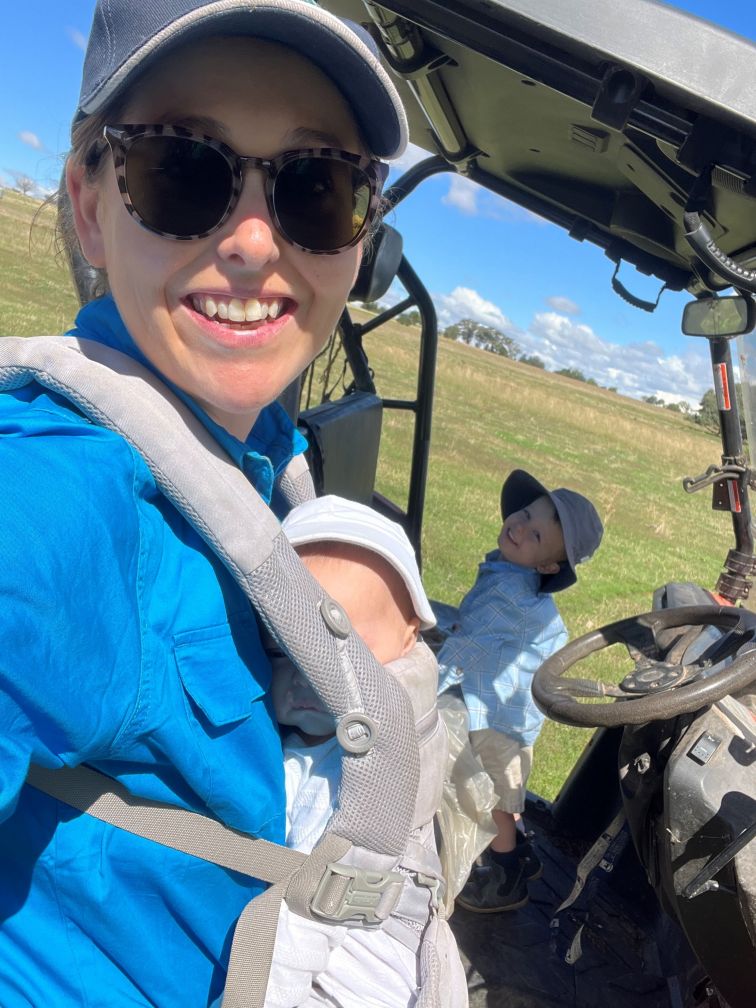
270, 496, 435, 743
498, 469, 603, 592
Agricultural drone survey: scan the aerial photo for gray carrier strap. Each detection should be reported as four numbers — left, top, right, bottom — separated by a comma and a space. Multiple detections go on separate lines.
275, 450, 317, 510
0, 335, 419, 854
27, 761, 443, 1003
26, 763, 353, 1008
25, 763, 308, 882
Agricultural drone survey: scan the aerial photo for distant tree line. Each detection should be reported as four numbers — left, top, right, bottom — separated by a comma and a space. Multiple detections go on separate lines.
644, 386, 749, 440
357, 304, 743, 430
440, 318, 609, 384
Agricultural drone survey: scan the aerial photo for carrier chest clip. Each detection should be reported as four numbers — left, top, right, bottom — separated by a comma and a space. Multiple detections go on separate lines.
310, 861, 405, 925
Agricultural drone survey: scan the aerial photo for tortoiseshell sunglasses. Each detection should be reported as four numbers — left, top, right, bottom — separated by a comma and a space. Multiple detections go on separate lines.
102, 124, 388, 254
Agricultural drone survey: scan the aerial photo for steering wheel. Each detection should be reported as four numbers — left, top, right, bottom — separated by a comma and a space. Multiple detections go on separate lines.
532, 605, 756, 728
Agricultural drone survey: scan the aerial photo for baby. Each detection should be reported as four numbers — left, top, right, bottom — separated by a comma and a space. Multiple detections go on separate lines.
265, 494, 439, 1008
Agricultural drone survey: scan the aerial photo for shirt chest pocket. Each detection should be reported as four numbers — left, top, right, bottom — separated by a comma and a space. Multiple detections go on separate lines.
174, 623, 269, 729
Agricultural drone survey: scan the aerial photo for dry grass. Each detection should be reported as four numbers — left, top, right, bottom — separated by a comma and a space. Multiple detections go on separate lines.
0, 190, 79, 336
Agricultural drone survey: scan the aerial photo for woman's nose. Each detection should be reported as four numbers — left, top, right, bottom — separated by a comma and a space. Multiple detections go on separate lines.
215, 174, 281, 270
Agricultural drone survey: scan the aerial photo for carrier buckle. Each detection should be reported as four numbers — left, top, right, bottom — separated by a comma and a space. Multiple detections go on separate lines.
415, 871, 443, 909
310, 862, 405, 925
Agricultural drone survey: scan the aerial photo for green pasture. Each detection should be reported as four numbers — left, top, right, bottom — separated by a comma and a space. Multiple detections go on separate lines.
1, 190, 732, 799
356, 322, 730, 797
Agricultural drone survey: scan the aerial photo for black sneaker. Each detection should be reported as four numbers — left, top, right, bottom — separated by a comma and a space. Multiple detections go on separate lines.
456, 861, 528, 913
479, 834, 543, 881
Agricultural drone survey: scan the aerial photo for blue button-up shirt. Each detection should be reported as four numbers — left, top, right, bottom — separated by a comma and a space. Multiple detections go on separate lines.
438, 552, 568, 746
0, 295, 308, 1007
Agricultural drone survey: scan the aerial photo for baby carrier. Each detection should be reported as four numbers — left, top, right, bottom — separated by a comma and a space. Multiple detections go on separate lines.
0, 335, 466, 1008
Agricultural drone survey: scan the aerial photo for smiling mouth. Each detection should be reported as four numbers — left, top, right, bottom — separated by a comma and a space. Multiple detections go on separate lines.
190, 294, 288, 324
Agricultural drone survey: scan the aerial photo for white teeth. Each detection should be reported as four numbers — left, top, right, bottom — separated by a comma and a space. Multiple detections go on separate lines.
228, 298, 246, 323
245, 298, 263, 322
193, 295, 284, 322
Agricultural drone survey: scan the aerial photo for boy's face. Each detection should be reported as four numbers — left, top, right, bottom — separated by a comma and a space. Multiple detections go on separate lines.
498, 494, 567, 574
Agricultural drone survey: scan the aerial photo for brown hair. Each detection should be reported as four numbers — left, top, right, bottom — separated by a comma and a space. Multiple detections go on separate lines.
56, 100, 129, 302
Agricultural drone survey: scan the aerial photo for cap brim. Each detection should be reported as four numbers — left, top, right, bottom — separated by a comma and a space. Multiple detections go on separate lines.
282, 496, 436, 629
500, 469, 551, 521
78, 0, 407, 159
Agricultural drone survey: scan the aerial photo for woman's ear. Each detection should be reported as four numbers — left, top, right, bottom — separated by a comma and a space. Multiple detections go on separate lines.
351, 242, 364, 287
66, 160, 106, 268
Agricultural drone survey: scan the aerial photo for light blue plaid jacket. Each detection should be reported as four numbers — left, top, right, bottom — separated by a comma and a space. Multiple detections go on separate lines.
437, 551, 568, 746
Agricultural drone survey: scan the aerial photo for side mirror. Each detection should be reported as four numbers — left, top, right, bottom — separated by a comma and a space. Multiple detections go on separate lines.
682, 295, 756, 337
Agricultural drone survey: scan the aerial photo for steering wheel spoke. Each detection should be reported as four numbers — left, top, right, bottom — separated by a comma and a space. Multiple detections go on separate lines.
533, 605, 756, 727
555, 676, 627, 699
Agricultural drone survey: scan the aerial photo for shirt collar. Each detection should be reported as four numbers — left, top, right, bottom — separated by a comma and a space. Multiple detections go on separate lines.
69, 294, 308, 503
482, 550, 542, 589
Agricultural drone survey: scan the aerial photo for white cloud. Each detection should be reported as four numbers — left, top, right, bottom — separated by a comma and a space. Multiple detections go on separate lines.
546, 295, 580, 316
428, 289, 712, 404
438, 174, 548, 227
441, 175, 480, 215
434, 286, 520, 335
19, 131, 42, 150
66, 27, 87, 51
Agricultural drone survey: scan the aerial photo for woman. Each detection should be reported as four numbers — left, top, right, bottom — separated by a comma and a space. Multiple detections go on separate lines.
0, 2, 407, 1005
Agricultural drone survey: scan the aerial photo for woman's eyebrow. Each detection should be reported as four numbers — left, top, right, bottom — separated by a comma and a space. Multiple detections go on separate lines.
285, 126, 348, 148
143, 119, 350, 151
158, 114, 229, 137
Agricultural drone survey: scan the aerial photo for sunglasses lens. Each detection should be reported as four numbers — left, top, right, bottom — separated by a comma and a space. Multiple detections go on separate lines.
274, 157, 373, 252
124, 135, 233, 237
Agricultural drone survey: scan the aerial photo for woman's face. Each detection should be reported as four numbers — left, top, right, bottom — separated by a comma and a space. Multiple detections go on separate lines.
69, 37, 366, 438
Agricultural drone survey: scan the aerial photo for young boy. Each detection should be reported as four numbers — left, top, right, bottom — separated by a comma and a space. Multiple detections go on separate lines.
438, 469, 603, 913
263, 494, 445, 1008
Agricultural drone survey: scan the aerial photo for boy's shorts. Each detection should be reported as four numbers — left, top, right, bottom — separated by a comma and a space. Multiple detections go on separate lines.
469, 729, 533, 814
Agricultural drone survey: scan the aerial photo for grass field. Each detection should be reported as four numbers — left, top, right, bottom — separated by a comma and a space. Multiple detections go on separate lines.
1, 189, 734, 799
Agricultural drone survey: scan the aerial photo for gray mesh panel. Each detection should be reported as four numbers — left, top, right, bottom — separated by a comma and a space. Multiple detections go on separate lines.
248, 536, 419, 853
275, 456, 316, 509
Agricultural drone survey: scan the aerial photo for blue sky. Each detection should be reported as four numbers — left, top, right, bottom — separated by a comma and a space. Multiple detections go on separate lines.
2, 1, 754, 405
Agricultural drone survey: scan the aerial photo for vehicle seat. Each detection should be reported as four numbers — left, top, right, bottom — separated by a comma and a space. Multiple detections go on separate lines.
298, 391, 382, 505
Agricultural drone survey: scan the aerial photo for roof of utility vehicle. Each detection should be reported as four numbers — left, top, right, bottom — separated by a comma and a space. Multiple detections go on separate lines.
323, 0, 756, 296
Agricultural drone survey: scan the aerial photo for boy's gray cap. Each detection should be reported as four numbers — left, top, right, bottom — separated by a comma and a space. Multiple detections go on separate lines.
76, 0, 408, 160
501, 469, 603, 593
282, 494, 436, 630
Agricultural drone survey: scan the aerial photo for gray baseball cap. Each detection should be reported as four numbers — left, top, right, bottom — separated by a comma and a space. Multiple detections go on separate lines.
75, 0, 408, 160
500, 469, 603, 593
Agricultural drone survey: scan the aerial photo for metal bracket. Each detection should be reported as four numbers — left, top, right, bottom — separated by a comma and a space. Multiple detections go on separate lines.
682, 462, 748, 495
